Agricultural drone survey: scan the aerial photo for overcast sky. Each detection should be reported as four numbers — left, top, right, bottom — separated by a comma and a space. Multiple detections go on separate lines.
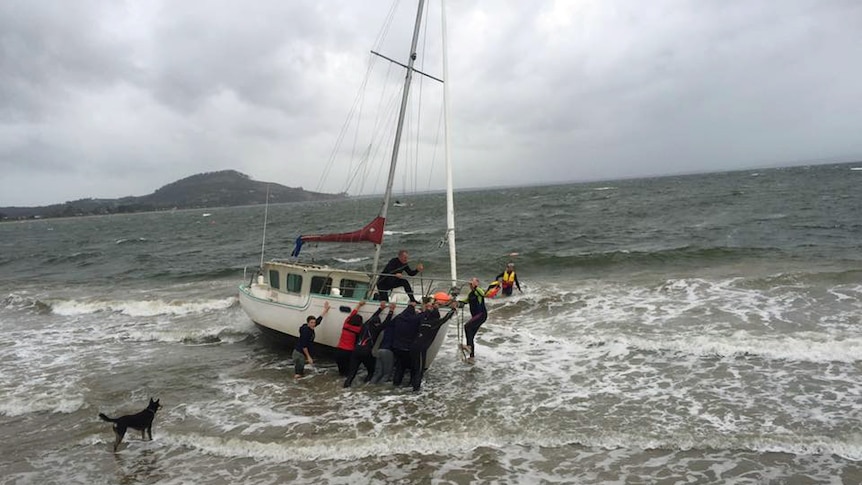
2, 0, 861, 206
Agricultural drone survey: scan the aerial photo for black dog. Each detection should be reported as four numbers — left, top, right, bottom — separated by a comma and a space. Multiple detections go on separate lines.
98, 398, 161, 451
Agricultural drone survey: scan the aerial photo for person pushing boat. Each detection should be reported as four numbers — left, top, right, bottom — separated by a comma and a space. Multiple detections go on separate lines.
460, 278, 488, 364
293, 301, 331, 378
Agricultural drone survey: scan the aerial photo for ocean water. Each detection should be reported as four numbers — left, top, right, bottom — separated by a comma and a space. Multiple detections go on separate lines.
1, 162, 861, 484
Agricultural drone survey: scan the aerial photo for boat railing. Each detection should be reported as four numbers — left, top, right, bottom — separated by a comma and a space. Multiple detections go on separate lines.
327, 269, 469, 301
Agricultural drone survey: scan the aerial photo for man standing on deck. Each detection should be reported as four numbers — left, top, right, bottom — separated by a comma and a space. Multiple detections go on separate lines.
376, 249, 424, 304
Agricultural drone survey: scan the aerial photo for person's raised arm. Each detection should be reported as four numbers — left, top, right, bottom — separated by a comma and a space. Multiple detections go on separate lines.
365, 302, 385, 327
349, 300, 366, 317
428, 302, 459, 330
316, 301, 331, 326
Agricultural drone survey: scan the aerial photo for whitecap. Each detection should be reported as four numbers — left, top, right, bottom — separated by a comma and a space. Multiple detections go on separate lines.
333, 257, 370, 264
51, 296, 237, 317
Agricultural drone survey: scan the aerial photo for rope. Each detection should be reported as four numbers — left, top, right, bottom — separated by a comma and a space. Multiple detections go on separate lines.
456, 305, 465, 362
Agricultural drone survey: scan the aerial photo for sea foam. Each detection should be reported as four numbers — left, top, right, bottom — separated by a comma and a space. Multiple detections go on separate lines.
50, 296, 237, 317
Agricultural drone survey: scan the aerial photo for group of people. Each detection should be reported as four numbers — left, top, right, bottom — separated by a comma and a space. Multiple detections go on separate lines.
293, 295, 458, 392
291, 249, 523, 389
375, 249, 522, 304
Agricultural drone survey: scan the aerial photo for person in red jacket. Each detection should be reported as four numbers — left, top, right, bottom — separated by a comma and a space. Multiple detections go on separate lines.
336, 301, 365, 376
343, 301, 396, 388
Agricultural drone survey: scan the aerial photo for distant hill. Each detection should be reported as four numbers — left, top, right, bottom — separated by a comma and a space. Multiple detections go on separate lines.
0, 170, 345, 220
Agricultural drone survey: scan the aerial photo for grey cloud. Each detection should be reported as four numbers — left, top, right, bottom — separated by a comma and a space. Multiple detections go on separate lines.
1, 0, 861, 206
0, 1, 136, 121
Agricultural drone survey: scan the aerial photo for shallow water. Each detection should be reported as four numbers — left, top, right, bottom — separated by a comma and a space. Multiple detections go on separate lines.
2, 163, 861, 484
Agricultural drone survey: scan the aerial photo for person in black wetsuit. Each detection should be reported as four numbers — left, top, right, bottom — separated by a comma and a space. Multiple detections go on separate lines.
409, 296, 458, 391
370, 303, 400, 384
389, 301, 422, 386
376, 249, 424, 303
460, 277, 487, 364
343, 301, 396, 388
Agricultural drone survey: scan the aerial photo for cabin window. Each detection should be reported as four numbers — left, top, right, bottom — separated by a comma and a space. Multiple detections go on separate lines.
340, 279, 369, 299
310, 276, 333, 295
268, 270, 280, 290
286, 274, 303, 293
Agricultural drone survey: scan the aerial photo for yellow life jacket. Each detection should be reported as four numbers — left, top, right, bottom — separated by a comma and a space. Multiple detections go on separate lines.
502, 270, 516, 287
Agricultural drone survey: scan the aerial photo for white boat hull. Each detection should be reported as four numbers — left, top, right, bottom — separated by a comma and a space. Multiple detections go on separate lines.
238, 262, 450, 367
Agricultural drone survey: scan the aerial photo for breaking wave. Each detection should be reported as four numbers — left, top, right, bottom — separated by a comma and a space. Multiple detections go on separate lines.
47, 296, 238, 317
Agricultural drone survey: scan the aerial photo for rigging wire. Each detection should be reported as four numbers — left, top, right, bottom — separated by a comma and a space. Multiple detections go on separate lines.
315, 0, 402, 196
412, 0, 433, 196
425, 103, 445, 191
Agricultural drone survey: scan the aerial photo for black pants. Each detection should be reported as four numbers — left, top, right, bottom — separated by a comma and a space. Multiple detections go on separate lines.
409, 348, 428, 391
376, 278, 418, 303
464, 311, 487, 358
391, 349, 412, 386
335, 349, 353, 376
343, 349, 376, 387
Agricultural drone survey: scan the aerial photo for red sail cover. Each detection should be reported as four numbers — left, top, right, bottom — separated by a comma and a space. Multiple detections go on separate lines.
300, 216, 386, 245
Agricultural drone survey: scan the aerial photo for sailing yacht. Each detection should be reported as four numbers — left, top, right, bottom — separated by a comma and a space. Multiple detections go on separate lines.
238, 0, 460, 369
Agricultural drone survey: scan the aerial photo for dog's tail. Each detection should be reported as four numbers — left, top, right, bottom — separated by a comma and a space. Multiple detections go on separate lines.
98, 413, 115, 422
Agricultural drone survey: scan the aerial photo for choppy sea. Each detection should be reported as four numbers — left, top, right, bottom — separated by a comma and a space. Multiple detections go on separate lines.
1, 162, 861, 484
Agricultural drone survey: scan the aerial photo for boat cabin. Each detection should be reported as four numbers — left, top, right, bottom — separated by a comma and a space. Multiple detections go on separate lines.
256, 261, 389, 305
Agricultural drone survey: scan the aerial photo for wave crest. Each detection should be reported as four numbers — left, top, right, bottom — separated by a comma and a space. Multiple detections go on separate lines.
50, 296, 238, 317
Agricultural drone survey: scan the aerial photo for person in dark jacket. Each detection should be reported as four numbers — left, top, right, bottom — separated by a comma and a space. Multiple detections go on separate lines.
389, 302, 422, 386
376, 249, 424, 303
335, 301, 365, 376
409, 296, 458, 391
292, 301, 331, 378
344, 301, 395, 388
370, 302, 405, 384
460, 277, 487, 364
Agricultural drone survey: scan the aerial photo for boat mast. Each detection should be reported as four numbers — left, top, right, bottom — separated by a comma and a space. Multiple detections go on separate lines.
371, 0, 427, 278
441, 0, 457, 288
259, 184, 271, 268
